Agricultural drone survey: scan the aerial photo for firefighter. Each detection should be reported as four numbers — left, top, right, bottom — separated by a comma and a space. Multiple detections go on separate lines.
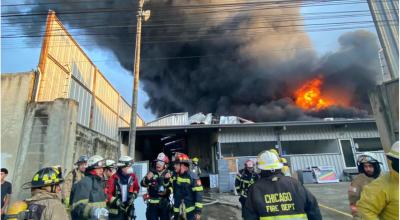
104, 159, 117, 181
62, 155, 88, 207
191, 157, 202, 176
280, 158, 291, 177
5, 166, 69, 220
71, 155, 109, 220
235, 160, 259, 219
357, 141, 399, 220
348, 153, 381, 218
172, 153, 203, 220
245, 150, 322, 220
106, 156, 140, 220
141, 152, 172, 220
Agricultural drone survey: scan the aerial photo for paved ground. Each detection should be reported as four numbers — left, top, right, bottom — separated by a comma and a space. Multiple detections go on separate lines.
134, 182, 352, 219
305, 182, 353, 220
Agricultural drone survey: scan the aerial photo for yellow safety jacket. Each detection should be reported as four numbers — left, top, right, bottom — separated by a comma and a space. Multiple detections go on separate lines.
356, 170, 399, 220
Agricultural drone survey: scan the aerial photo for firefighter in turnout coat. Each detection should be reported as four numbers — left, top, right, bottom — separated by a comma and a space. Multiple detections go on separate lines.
235, 160, 259, 219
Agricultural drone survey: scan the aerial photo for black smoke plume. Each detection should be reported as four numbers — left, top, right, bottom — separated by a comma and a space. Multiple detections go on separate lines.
3, 0, 380, 121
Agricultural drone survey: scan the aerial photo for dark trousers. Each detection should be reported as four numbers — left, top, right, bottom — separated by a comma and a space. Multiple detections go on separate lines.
173, 212, 195, 220
146, 200, 171, 220
239, 196, 250, 219
109, 206, 135, 220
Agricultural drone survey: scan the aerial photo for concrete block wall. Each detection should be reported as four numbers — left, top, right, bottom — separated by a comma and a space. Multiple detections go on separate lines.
1, 72, 35, 179
12, 99, 78, 200
74, 124, 119, 168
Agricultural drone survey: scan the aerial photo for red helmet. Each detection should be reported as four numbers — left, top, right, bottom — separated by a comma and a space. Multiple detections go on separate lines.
175, 153, 190, 165
156, 152, 170, 164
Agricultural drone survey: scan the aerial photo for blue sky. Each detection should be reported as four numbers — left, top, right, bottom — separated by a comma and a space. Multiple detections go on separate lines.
1, 1, 378, 122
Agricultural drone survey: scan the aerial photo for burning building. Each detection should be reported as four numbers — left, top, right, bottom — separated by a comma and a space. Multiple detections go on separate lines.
4, 0, 382, 122
119, 113, 389, 191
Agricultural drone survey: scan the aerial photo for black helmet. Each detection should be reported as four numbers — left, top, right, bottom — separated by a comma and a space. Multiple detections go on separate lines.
23, 166, 64, 189
75, 155, 89, 165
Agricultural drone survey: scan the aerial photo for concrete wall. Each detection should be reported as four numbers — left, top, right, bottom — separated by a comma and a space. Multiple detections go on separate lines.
1, 72, 35, 179
369, 79, 399, 152
12, 99, 78, 200
74, 124, 119, 168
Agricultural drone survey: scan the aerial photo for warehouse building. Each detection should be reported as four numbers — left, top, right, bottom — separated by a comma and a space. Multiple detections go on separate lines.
120, 113, 388, 192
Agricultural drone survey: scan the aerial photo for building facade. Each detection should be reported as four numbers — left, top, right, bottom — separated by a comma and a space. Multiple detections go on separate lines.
120, 117, 388, 192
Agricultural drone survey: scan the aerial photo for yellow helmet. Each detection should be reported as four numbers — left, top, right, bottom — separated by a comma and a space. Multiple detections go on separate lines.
192, 157, 199, 163
5, 201, 28, 220
387, 141, 399, 159
280, 157, 288, 163
269, 149, 279, 157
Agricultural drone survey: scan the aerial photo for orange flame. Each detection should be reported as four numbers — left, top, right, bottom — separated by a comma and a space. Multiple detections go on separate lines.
294, 77, 333, 110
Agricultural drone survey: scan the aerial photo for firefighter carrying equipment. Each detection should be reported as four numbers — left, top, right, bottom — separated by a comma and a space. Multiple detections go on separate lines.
245, 173, 322, 220
257, 150, 283, 171
141, 168, 172, 220
105, 169, 140, 218
172, 171, 203, 219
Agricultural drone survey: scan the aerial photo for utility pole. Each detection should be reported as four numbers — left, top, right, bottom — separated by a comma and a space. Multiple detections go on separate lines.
129, 0, 151, 159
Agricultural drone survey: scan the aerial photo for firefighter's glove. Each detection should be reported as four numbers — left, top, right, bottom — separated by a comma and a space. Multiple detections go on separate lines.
91, 207, 109, 219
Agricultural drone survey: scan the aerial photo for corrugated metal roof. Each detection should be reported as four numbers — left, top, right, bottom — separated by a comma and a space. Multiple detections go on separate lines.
120, 118, 377, 131
146, 112, 189, 126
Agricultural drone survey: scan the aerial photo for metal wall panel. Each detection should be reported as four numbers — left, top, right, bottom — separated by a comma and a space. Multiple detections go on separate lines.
47, 21, 94, 89
280, 124, 380, 141
69, 79, 92, 127
119, 98, 131, 124
38, 58, 69, 101
218, 127, 276, 143
118, 118, 129, 128
94, 71, 119, 112
93, 99, 118, 140
37, 14, 147, 142
217, 159, 236, 192
146, 113, 188, 126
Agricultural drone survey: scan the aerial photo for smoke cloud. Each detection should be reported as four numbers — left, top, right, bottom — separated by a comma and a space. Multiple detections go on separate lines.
3, 0, 380, 121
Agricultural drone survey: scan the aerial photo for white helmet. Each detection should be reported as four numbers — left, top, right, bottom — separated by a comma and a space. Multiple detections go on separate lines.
156, 152, 170, 163
387, 141, 399, 159
87, 155, 105, 169
105, 159, 116, 168
257, 150, 283, 171
357, 152, 379, 164
117, 155, 133, 167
